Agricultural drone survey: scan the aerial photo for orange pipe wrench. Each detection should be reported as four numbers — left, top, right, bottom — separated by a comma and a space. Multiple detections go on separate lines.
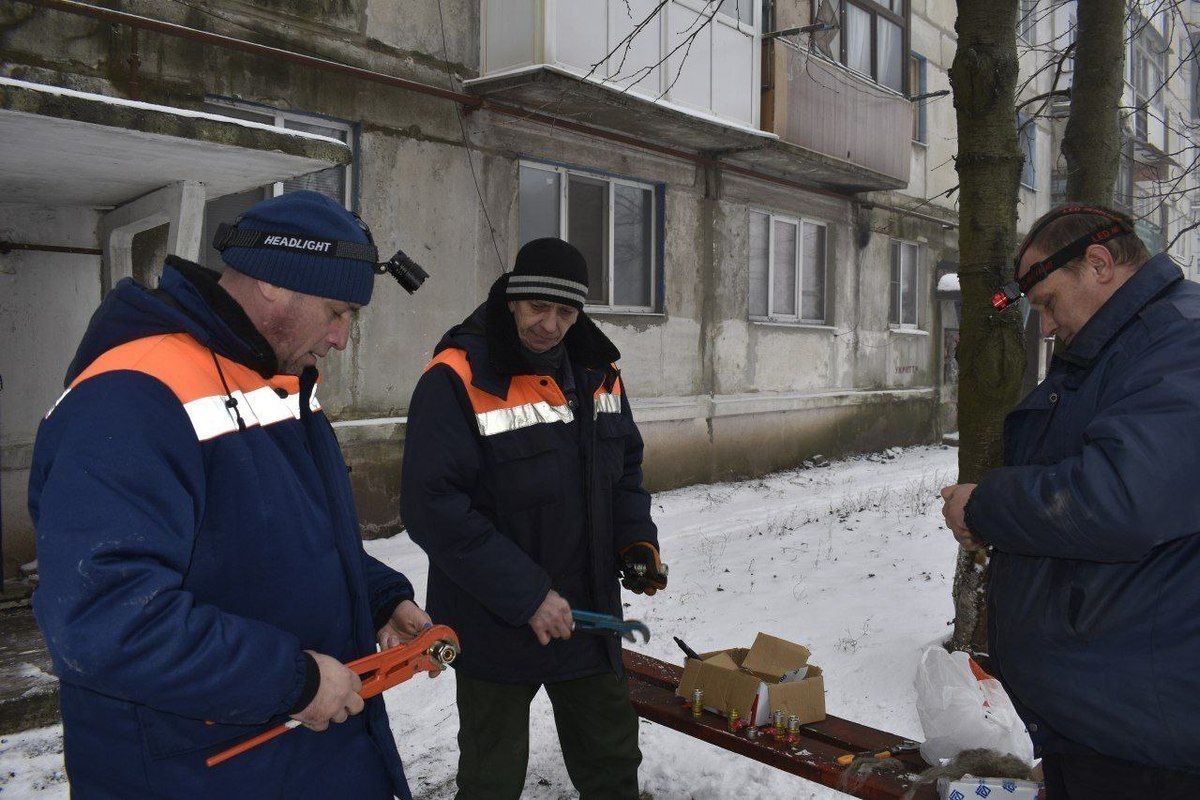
206, 623, 459, 767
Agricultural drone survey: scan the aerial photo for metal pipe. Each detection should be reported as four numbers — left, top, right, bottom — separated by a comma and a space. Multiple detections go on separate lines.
0, 241, 103, 256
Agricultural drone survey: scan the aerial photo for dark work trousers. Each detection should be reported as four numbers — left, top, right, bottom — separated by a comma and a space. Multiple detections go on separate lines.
1042, 752, 1200, 800
454, 670, 642, 800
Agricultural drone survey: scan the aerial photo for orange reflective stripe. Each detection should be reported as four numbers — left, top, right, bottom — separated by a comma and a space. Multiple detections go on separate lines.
425, 348, 574, 436
69, 334, 302, 401
426, 349, 567, 411
51, 334, 311, 441
591, 363, 622, 415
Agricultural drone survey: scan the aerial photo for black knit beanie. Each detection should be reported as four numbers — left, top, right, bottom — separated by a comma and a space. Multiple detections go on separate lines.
505, 238, 589, 310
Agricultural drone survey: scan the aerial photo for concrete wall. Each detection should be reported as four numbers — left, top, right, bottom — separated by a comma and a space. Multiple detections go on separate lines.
0, 203, 103, 575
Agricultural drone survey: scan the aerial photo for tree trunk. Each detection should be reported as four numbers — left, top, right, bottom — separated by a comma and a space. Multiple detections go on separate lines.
947, 0, 1027, 655
1062, 0, 1127, 204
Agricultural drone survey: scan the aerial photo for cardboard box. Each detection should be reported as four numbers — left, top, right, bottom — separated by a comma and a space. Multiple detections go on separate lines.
937, 776, 1040, 800
675, 632, 825, 727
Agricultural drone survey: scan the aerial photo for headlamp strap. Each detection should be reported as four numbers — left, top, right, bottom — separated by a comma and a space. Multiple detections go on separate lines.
992, 215, 1132, 311
1015, 219, 1128, 294
212, 222, 378, 263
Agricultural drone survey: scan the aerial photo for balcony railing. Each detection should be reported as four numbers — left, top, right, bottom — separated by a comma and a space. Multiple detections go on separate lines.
761, 39, 911, 187
478, 0, 759, 130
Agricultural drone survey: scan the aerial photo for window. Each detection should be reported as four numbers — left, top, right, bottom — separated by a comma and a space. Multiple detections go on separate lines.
1049, 0, 1075, 76
1051, 165, 1068, 206
826, 0, 907, 92
748, 210, 827, 323
889, 240, 919, 327
1131, 17, 1167, 145
909, 53, 927, 144
519, 162, 660, 312
760, 0, 775, 34
1189, 33, 1200, 119
200, 99, 355, 270
714, 0, 754, 27
1018, 114, 1036, 190
1113, 146, 1134, 211
1017, 0, 1037, 42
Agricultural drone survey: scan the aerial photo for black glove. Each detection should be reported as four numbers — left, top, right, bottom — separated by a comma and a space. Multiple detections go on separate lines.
618, 541, 668, 595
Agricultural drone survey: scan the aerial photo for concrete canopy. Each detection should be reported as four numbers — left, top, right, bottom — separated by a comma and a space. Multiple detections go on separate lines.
0, 77, 351, 208
465, 67, 905, 194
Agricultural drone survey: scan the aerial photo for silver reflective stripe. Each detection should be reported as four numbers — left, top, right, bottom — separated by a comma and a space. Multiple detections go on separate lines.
593, 393, 621, 415
45, 387, 73, 419
183, 385, 319, 442
475, 401, 574, 437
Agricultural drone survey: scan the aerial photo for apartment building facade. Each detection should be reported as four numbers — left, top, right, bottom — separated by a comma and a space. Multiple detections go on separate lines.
2, 0, 982, 576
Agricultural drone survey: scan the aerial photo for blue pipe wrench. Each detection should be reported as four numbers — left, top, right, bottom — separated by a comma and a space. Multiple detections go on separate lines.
571, 609, 651, 643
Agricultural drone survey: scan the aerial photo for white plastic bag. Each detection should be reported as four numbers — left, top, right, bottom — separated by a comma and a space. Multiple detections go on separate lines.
914, 646, 1034, 766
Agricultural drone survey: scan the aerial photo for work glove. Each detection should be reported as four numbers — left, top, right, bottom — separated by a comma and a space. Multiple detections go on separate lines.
618, 541, 668, 595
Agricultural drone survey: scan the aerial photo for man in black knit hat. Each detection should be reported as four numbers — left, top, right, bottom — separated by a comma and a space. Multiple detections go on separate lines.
401, 237, 666, 799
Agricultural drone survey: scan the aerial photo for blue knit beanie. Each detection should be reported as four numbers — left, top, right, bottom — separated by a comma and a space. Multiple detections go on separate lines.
216, 191, 377, 305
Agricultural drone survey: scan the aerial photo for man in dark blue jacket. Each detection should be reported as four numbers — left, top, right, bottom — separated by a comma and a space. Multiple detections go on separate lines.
401, 238, 666, 799
30, 191, 430, 799
941, 205, 1200, 799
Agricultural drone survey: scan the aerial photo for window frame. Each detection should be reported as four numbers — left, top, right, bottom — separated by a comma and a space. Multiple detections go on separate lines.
909, 52, 927, 144
518, 160, 663, 314
1130, 15, 1167, 145
1017, 113, 1037, 190
748, 209, 829, 325
199, 99, 357, 272
889, 239, 920, 328
827, 0, 909, 93
203, 98, 356, 206
1017, 0, 1037, 43
1189, 32, 1200, 120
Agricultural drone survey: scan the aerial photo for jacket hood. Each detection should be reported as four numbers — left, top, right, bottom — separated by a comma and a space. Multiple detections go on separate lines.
64, 256, 277, 386
433, 272, 620, 374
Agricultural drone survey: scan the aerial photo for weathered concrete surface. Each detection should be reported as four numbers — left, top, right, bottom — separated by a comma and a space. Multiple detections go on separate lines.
0, 583, 58, 736
0, 79, 350, 208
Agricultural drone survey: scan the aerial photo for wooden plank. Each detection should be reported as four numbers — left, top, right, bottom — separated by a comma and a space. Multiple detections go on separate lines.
624, 651, 936, 800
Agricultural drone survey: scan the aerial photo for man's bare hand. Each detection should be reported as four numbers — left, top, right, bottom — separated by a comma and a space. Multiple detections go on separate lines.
376, 599, 433, 650
290, 651, 364, 732
940, 483, 985, 551
528, 589, 573, 646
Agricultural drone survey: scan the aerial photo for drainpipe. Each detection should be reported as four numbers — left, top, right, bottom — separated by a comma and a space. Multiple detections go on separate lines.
0, 372, 4, 589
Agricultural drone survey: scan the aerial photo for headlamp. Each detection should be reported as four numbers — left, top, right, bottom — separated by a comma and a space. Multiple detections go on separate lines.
991, 207, 1133, 312
213, 215, 430, 295
376, 248, 429, 294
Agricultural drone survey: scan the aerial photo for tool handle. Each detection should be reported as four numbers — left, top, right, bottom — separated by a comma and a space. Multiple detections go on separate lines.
206, 625, 459, 768
673, 636, 702, 661
836, 749, 893, 766
205, 720, 301, 768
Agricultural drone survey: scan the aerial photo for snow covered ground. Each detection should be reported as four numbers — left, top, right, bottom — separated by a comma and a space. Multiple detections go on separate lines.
0, 444, 960, 799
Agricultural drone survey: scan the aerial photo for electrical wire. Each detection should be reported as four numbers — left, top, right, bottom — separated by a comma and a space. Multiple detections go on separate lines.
437, 0, 506, 274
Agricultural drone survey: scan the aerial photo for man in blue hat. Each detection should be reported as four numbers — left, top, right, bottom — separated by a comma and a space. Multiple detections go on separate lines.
401, 237, 666, 799
30, 191, 429, 799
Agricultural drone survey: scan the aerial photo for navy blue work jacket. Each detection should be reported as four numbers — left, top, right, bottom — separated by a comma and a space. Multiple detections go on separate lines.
966, 253, 1200, 772
401, 278, 658, 683
29, 259, 415, 798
